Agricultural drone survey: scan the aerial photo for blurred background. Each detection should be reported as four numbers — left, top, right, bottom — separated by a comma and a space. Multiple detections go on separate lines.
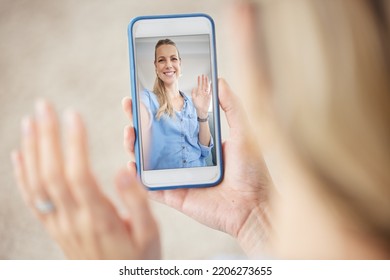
0, 0, 243, 259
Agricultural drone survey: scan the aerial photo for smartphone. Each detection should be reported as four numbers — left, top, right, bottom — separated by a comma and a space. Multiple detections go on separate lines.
128, 14, 223, 190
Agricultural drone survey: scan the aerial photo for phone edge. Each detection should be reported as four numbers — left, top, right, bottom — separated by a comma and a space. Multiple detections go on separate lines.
127, 13, 224, 191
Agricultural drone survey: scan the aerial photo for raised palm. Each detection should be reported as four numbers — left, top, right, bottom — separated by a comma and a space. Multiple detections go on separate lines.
191, 74, 212, 117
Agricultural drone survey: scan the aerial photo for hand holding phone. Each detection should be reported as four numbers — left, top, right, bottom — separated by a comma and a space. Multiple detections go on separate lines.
128, 14, 223, 190
122, 79, 273, 256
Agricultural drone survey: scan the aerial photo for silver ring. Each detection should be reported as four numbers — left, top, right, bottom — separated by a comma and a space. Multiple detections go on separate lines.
35, 200, 55, 214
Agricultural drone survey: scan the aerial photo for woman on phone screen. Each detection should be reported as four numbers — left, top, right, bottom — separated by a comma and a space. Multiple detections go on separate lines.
140, 39, 213, 170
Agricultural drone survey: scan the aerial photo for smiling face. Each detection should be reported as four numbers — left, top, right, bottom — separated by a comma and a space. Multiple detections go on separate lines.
154, 44, 181, 87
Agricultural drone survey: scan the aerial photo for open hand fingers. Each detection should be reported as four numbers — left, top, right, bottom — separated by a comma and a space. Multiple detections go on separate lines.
63, 110, 101, 206
17, 116, 53, 219
11, 101, 80, 246
11, 100, 161, 259
203, 75, 210, 94
35, 101, 76, 215
197, 74, 211, 95
12, 101, 109, 256
12, 100, 104, 225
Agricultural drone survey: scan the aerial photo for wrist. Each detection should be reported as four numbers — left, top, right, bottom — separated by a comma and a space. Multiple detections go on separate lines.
236, 204, 272, 258
196, 110, 208, 119
197, 115, 209, 123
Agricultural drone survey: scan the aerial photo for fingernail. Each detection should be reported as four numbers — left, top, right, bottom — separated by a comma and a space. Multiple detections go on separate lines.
21, 116, 33, 136
35, 99, 50, 120
124, 125, 134, 139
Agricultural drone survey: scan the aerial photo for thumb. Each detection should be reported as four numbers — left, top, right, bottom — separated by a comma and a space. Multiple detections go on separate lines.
218, 78, 250, 135
115, 168, 157, 243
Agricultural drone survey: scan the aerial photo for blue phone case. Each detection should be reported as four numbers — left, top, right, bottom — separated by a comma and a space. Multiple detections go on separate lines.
127, 13, 223, 190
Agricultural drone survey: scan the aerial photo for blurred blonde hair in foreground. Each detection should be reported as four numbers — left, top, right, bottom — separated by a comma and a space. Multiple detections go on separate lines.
253, 0, 390, 250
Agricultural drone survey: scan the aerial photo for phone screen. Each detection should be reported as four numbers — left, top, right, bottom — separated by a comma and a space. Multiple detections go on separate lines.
129, 15, 222, 189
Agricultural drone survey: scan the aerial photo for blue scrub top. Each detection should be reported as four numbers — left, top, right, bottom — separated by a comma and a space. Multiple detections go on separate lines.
140, 90, 213, 170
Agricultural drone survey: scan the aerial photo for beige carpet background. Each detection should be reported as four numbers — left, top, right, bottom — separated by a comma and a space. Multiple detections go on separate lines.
0, 0, 244, 259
